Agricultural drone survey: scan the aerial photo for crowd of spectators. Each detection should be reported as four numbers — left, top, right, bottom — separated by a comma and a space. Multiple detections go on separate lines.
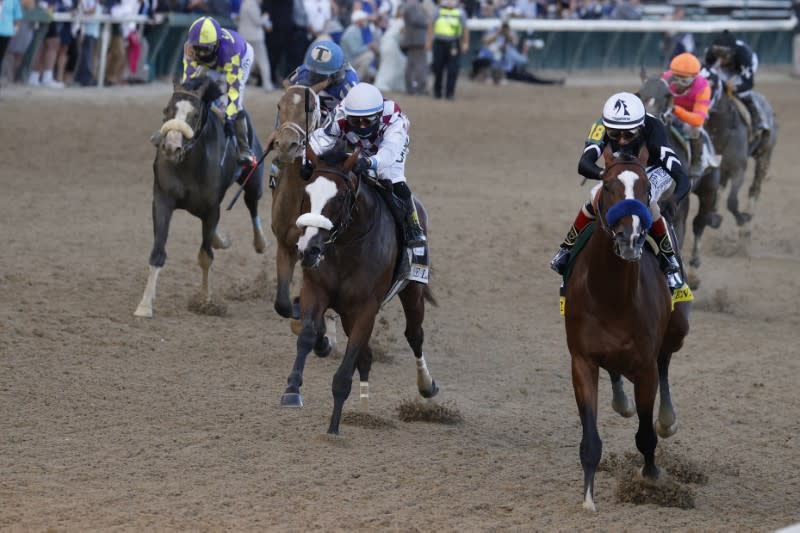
0, 0, 796, 92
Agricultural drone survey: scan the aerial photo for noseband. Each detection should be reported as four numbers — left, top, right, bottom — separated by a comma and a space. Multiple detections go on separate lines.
163, 90, 208, 161
596, 158, 650, 236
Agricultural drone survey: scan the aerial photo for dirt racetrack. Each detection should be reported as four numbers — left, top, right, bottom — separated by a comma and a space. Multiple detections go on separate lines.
1, 71, 799, 531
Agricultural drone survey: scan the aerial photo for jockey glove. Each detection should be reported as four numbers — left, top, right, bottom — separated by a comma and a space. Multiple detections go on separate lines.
224, 120, 235, 138
300, 161, 313, 181
662, 195, 679, 220
352, 157, 372, 178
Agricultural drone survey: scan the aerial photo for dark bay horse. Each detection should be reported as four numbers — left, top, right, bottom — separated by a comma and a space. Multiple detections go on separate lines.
705, 71, 776, 237
564, 146, 690, 511
134, 76, 266, 317
281, 148, 438, 435
268, 81, 329, 319
637, 72, 722, 269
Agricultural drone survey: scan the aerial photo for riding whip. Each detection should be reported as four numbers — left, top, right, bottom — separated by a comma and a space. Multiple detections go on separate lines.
303, 87, 311, 165
225, 144, 272, 211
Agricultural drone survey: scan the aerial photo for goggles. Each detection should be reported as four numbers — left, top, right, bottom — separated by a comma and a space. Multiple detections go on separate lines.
606, 128, 640, 141
669, 74, 694, 88
347, 113, 381, 129
711, 45, 732, 57
193, 45, 216, 62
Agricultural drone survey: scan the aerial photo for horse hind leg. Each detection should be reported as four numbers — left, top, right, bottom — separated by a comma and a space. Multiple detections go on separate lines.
399, 284, 438, 399
655, 349, 679, 438
274, 244, 299, 319
243, 177, 267, 254
746, 150, 772, 218
608, 371, 635, 418
281, 289, 329, 408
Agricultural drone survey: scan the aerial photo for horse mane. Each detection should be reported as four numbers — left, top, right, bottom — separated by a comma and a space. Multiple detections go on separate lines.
318, 149, 351, 166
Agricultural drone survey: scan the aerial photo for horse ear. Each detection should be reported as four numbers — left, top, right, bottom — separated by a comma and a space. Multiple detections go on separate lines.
602, 144, 614, 171
639, 65, 647, 82
203, 79, 224, 103
638, 145, 649, 167
344, 149, 360, 172
311, 78, 331, 94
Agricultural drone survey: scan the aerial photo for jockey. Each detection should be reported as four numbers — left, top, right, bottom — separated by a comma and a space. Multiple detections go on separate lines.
550, 92, 691, 291
182, 16, 256, 168
661, 52, 712, 178
286, 40, 360, 122
303, 82, 426, 248
703, 30, 767, 150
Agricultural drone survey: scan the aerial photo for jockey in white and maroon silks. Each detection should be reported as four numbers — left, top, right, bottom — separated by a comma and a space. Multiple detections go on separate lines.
550, 92, 691, 292
303, 82, 426, 249
182, 16, 256, 167
662, 52, 712, 178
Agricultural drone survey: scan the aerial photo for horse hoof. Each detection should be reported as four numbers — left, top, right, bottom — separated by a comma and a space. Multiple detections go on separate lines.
419, 380, 439, 399
689, 257, 701, 269
656, 418, 679, 438
736, 213, 752, 226
280, 392, 303, 407
274, 300, 293, 319
253, 235, 267, 254
212, 232, 232, 249
133, 305, 153, 318
314, 337, 333, 358
290, 318, 301, 336
291, 297, 301, 320
612, 398, 636, 418
582, 499, 597, 512
708, 214, 723, 229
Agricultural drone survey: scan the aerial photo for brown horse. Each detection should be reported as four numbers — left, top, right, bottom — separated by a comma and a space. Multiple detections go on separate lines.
268, 81, 329, 319
280, 148, 438, 435
564, 146, 690, 511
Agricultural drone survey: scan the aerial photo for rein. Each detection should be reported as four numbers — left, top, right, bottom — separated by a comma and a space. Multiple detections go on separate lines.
162, 91, 210, 161
311, 166, 361, 246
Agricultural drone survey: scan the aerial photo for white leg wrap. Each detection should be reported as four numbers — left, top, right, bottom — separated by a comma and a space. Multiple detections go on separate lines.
134, 265, 161, 318
416, 354, 433, 391
359, 381, 369, 411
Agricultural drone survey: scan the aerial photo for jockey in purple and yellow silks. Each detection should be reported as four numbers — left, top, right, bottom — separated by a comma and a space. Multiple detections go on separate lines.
183, 16, 256, 167
661, 52, 712, 178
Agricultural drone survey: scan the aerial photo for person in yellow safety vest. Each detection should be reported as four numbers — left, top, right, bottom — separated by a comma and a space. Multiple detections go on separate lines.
425, 0, 469, 100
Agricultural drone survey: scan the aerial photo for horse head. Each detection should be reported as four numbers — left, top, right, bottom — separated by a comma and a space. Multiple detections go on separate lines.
597, 146, 653, 262
272, 80, 329, 161
637, 73, 673, 124
295, 146, 360, 268
159, 75, 223, 163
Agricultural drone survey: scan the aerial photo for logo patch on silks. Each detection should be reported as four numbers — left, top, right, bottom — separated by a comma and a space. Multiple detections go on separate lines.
409, 245, 430, 284
671, 283, 694, 310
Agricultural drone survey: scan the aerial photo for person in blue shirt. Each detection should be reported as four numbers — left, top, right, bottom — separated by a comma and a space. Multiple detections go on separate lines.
286, 40, 360, 122
0, 0, 23, 85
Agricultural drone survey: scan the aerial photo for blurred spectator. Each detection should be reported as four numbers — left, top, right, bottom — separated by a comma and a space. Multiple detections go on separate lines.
74, 0, 100, 85
340, 9, 376, 81
792, 0, 799, 77
400, 0, 428, 95
374, 2, 405, 92
304, 0, 333, 40
575, 0, 610, 19
28, 0, 70, 87
426, 0, 468, 100
53, 2, 75, 86
238, 0, 273, 89
662, 6, 694, 67
0, 0, 23, 86
289, 0, 310, 73
263, 0, 294, 84
610, 0, 641, 20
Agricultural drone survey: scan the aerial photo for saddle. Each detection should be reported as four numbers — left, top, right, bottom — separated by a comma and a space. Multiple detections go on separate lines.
365, 177, 430, 307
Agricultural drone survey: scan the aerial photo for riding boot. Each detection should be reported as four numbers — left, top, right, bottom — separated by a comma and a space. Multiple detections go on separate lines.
650, 217, 684, 291
550, 202, 595, 275
688, 136, 704, 178
393, 182, 427, 248
234, 114, 256, 167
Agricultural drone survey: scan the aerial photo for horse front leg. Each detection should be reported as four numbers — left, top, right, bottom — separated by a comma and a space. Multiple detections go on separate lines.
655, 349, 678, 438
571, 356, 601, 512
608, 371, 635, 417
199, 210, 219, 304
726, 166, 751, 227
690, 170, 722, 269
274, 243, 299, 319
633, 365, 660, 479
399, 284, 438, 399
747, 149, 772, 218
135, 193, 174, 318
281, 284, 328, 408
328, 306, 378, 435
243, 175, 267, 254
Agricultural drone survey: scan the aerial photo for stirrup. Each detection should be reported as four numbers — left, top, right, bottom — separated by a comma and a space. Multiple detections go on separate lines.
550, 247, 571, 275
406, 230, 427, 248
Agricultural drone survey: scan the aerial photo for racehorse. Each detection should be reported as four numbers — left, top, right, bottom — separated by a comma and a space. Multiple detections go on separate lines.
564, 145, 690, 511
268, 80, 329, 319
280, 148, 439, 435
704, 71, 776, 236
637, 72, 722, 269
134, 75, 266, 318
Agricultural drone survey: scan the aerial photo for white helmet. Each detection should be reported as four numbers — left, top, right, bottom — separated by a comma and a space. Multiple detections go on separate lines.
343, 83, 384, 116
602, 92, 645, 130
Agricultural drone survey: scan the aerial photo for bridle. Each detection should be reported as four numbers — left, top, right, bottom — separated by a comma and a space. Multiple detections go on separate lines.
274, 85, 322, 163
162, 88, 209, 162
310, 166, 362, 247
595, 157, 649, 237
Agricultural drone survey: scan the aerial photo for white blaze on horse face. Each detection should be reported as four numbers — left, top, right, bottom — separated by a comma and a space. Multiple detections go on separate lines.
296, 177, 338, 252
617, 170, 643, 238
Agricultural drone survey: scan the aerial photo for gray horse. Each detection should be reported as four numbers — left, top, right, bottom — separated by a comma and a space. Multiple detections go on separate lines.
637, 72, 722, 270
134, 76, 266, 318
705, 70, 776, 237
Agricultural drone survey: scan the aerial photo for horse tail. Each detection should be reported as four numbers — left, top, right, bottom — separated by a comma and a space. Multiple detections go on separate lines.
423, 285, 438, 307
